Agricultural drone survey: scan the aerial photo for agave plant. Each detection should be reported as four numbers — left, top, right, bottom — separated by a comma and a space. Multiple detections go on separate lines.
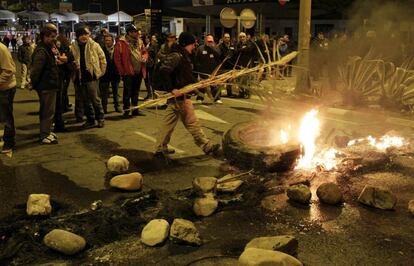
379, 61, 414, 110
338, 52, 383, 106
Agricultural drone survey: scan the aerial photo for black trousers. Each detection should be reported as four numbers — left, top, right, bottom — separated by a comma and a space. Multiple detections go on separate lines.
0, 88, 16, 147
122, 74, 142, 112
99, 79, 120, 111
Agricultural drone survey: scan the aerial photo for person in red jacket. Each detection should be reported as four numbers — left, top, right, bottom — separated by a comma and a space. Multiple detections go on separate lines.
114, 24, 148, 117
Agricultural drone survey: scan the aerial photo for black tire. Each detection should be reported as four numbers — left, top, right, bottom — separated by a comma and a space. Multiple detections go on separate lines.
222, 121, 302, 172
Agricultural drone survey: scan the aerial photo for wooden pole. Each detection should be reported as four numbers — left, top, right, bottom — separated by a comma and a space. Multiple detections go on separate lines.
295, 0, 312, 93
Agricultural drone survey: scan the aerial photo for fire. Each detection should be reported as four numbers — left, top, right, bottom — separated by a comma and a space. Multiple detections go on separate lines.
348, 135, 405, 151
296, 109, 321, 169
280, 129, 289, 144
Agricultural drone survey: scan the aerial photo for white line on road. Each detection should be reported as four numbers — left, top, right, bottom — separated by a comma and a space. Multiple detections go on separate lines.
195, 109, 229, 124
134, 131, 185, 154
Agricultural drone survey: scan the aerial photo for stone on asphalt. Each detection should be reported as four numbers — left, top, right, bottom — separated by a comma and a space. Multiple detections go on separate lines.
287, 184, 312, 204
193, 193, 218, 217
245, 235, 298, 255
26, 194, 52, 216
358, 185, 397, 210
170, 218, 201, 246
107, 155, 129, 174
141, 219, 170, 246
316, 182, 343, 205
408, 200, 414, 216
239, 248, 303, 266
110, 172, 143, 191
43, 229, 86, 255
192, 176, 217, 193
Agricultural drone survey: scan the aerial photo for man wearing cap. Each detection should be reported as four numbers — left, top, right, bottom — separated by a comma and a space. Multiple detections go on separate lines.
154, 32, 221, 158
114, 24, 148, 117
71, 26, 107, 128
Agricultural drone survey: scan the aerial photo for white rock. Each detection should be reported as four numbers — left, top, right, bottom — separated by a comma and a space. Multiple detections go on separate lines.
141, 219, 170, 246
408, 200, 414, 216
193, 177, 217, 193
239, 248, 303, 266
110, 172, 143, 191
193, 193, 218, 217
107, 155, 129, 174
170, 218, 201, 246
316, 182, 343, 205
43, 229, 86, 255
245, 235, 298, 255
287, 184, 311, 204
27, 194, 52, 216
358, 185, 397, 210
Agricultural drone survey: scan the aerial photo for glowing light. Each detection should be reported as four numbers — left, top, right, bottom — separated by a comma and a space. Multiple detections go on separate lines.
296, 109, 320, 169
280, 129, 289, 144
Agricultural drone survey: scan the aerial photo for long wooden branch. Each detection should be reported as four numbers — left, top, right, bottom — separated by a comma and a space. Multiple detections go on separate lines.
127, 51, 298, 111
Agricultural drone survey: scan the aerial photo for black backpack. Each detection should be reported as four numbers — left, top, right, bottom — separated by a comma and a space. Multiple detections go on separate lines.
151, 51, 182, 91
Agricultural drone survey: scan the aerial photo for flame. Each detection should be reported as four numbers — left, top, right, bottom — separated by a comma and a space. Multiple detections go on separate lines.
280, 129, 289, 144
296, 109, 321, 169
347, 135, 405, 151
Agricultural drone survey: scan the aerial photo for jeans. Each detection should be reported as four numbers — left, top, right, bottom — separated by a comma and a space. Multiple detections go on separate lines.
74, 81, 84, 120
0, 88, 16, 147
99, 79, 120, 111
123, 74, 142, 112
62, 76, 71, 111
37, 90, 57, 139
54, 89, 64, 129
79, 80, 104, 122
20, 64, 30, 89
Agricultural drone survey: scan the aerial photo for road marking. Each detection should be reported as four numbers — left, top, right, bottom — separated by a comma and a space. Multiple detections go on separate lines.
195, 109, 229, 124
134, 131, 185, 154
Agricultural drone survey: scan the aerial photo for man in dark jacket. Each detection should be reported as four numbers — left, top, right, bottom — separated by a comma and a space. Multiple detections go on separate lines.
218, 32, 235, 97
154, 32, 220, 158
30, 24, 65, 144
17, 36, 32, 89
100, 34, 121, 113
194, 34, 222, 103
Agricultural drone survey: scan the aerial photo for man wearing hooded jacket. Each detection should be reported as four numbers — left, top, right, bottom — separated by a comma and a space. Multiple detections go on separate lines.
154, 32, 220, 158
114, 24, 148, 117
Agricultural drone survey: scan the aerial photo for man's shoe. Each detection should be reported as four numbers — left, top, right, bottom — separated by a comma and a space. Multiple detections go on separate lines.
1, 143, 15, 154
123, 112, 130, 118
132, 110, 145, 116
83, 121, 96, 128
215, 100, 223, 104
41, 134, 58, 145
207, 144, 222, 157
97, 120, 105, 128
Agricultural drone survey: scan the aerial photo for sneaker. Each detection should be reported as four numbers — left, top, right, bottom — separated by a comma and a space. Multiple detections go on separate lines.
41, 134, 58, 144
97, 120, 104, 128
132, 110, 145, 116
82, 121, 96, 128
215, 100, 223, 104
123, 111, 130, 118
50, 132, 58, 139
206, 143, 222, 156
1, 143, 15, 153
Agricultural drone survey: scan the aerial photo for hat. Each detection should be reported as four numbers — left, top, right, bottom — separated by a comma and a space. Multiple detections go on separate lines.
126, 24, 138, 33
178, 32, 196, 47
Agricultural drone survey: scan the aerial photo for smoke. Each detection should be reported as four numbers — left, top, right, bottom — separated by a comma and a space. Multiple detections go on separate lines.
344, 0, 414, 63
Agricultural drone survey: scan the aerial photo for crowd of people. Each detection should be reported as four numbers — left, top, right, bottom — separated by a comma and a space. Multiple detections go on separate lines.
5, 24, 296, 157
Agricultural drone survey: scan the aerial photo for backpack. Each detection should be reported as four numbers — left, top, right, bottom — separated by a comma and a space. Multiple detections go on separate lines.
151, 51, 182, 91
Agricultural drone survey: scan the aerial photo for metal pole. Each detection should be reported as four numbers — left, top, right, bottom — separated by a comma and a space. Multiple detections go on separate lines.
295, 0, 312, 93
117, 0, 120, 35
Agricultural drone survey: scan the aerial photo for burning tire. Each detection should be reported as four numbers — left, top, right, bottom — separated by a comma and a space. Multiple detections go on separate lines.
222, 121, 303, 172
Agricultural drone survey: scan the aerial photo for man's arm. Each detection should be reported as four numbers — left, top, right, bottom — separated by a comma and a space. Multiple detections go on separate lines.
0, 46, 16, 87
113, 42, 125, 76
30, 49, 46, 88
95, 42, 107, 78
